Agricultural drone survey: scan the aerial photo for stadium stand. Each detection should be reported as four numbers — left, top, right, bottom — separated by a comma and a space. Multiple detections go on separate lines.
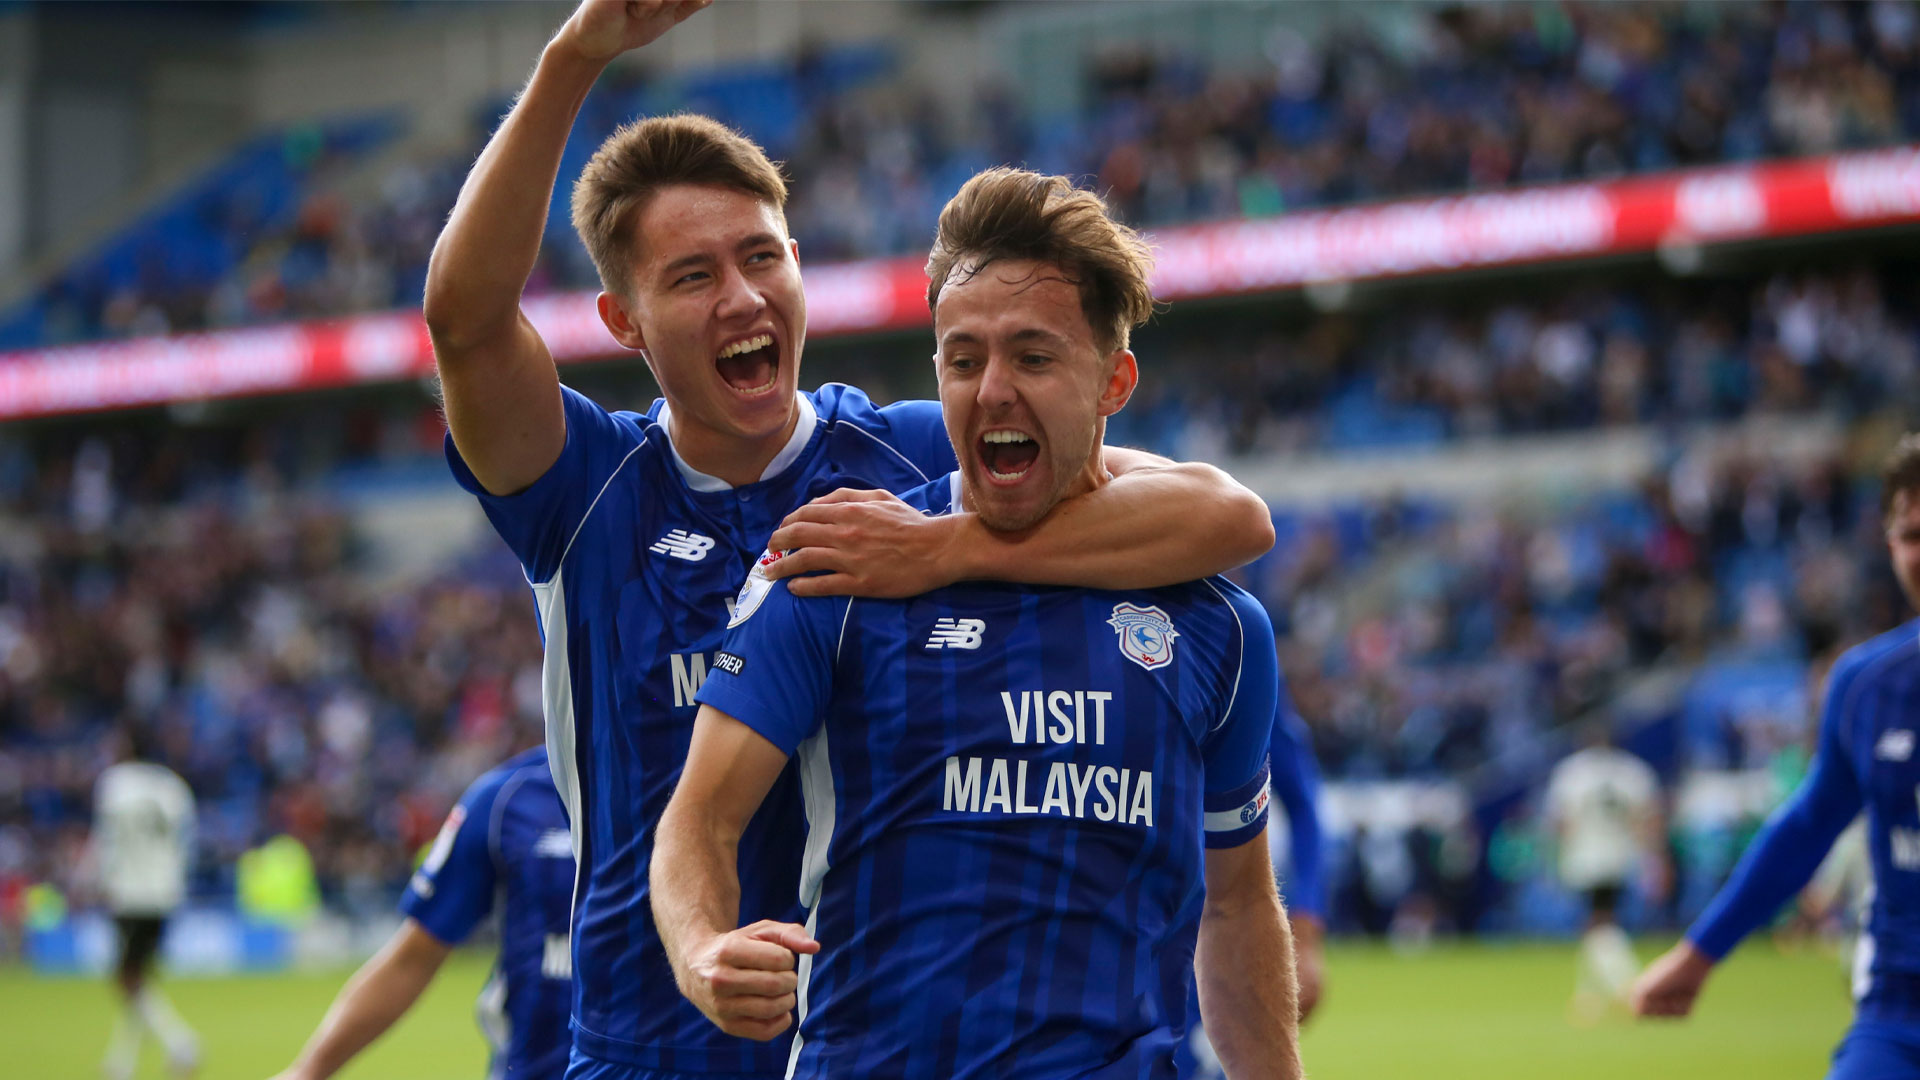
6, 2, 1920, 347
1, 0, 1918, 961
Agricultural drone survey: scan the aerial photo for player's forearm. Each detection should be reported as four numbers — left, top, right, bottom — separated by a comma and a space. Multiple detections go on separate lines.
1197, 890, 1302, 1080
953, 461, 1274, 588
1688, 794, 1853, 959
284, 933, 445, 1079
423, 38, 604, 354
650, 805, 745, 990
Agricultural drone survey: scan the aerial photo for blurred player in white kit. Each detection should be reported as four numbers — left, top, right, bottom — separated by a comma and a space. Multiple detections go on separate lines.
1544, 722, 1663, 1022
91, 724, 201, 1079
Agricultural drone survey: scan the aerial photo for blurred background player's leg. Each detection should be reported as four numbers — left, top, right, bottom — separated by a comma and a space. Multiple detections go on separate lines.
1546, 727, 1662, 1023
102, 915, 156, 1080
1571, 884, 1640, 1023
104, 913, 198, 1080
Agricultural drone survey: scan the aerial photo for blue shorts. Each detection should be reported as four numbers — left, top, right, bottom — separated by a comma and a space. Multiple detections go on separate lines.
1830, 1019, 1920, 1080
562, 1046, 781, 1080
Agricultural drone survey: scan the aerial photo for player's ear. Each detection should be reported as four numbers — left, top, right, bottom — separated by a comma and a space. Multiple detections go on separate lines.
788, 236, 801, 267
1096, 348, 1138, 418
598, 291, 648, 353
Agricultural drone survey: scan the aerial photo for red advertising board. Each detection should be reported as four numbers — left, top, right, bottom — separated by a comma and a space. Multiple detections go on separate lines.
4, 147, 1918, 420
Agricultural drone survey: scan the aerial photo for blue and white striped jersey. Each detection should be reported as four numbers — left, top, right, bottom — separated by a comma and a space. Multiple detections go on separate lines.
448, 384, 955, 1073
697, 473, 1277, 1080
1690, 617, 1920, 1020
402, 746, 574, 1080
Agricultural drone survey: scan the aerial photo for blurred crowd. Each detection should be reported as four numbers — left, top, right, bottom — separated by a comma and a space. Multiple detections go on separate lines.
1260, 446, 1896, 785
13, 2, 1920, 349
3, 0, 1917, 938
1110, 264, 1919, 456
0, 412, 547, 925
0, 389, 1902, 932
1248, 437, 1900, 936
796, 0, 1920, 256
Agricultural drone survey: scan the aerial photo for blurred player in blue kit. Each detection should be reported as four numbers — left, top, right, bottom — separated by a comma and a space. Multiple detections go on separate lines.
425, 1, 1276, 1077
270, 748, 573, 1080
653, 168, 1304, 1079
1632, 434, 1920, 1079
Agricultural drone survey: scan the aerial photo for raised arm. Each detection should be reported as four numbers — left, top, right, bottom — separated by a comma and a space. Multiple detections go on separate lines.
651, 705, 818, 1042
1197, 838, 1303, 1080
424, 0, 707, 496
268, 920, 451, 1080
766, 449, 1273, 597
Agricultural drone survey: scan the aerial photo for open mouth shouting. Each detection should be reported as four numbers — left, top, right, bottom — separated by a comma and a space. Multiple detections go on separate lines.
978, 428, 1041, 484
716, 331, 781, 397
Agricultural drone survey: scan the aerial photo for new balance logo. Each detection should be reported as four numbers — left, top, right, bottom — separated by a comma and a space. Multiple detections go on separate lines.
650, 530, 715, 562
534, 829, 573, 858
926, 618, 986, 651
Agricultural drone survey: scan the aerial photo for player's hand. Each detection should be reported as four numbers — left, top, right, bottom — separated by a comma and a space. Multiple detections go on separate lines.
557, 0, 710, 64
677, 919, 820, 1041
1291, 915, 1326, 1023
1629, 940, 1714, 1018
766, 489, 965, 598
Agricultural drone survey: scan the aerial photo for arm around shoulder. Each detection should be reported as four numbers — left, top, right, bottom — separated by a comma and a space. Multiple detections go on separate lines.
954, 453, 1273, 589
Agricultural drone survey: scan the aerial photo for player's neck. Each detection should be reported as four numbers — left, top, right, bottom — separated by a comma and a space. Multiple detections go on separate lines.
958, 447, 1112, 523
666, 400, 803, 488
1063, 447, 1112, 505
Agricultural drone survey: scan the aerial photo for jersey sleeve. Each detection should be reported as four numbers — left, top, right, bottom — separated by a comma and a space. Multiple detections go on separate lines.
400, 771, 504, 946
444, 384, 646, 585
1686, 653, 1867, 960
875, 398, 959, 478
1267, 695, 1329, 919
694, 558, 851, 756
1201, 585, 1281, 850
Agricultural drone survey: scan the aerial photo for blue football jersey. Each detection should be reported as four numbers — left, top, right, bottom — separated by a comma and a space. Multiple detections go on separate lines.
1267, 700, 1326, 920
402, 746, 574, 1080
1690, 618, 1920, 1019
697, 473, 1278, 1080
448, 384, 955, 1072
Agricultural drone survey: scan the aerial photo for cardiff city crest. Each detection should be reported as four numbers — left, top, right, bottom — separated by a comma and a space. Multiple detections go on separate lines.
1107, 602, 1180, 671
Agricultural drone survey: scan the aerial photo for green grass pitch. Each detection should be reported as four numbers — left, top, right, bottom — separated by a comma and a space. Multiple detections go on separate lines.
2, 939, 1856, 1079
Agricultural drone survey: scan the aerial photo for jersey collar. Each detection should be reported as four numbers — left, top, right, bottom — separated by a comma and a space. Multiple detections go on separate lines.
654, 393, 818, 493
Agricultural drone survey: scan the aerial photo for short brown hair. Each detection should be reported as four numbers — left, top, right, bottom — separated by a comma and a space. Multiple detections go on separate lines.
925, 167, 1155, 354
571, 114, 788, 297
1883, 432, 1920, 523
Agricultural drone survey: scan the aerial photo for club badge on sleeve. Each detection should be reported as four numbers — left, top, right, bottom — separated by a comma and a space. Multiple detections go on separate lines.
729, 549, 787, 627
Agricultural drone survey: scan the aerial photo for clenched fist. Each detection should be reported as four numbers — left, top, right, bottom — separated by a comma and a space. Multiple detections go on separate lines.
675, 919, 821, 1041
